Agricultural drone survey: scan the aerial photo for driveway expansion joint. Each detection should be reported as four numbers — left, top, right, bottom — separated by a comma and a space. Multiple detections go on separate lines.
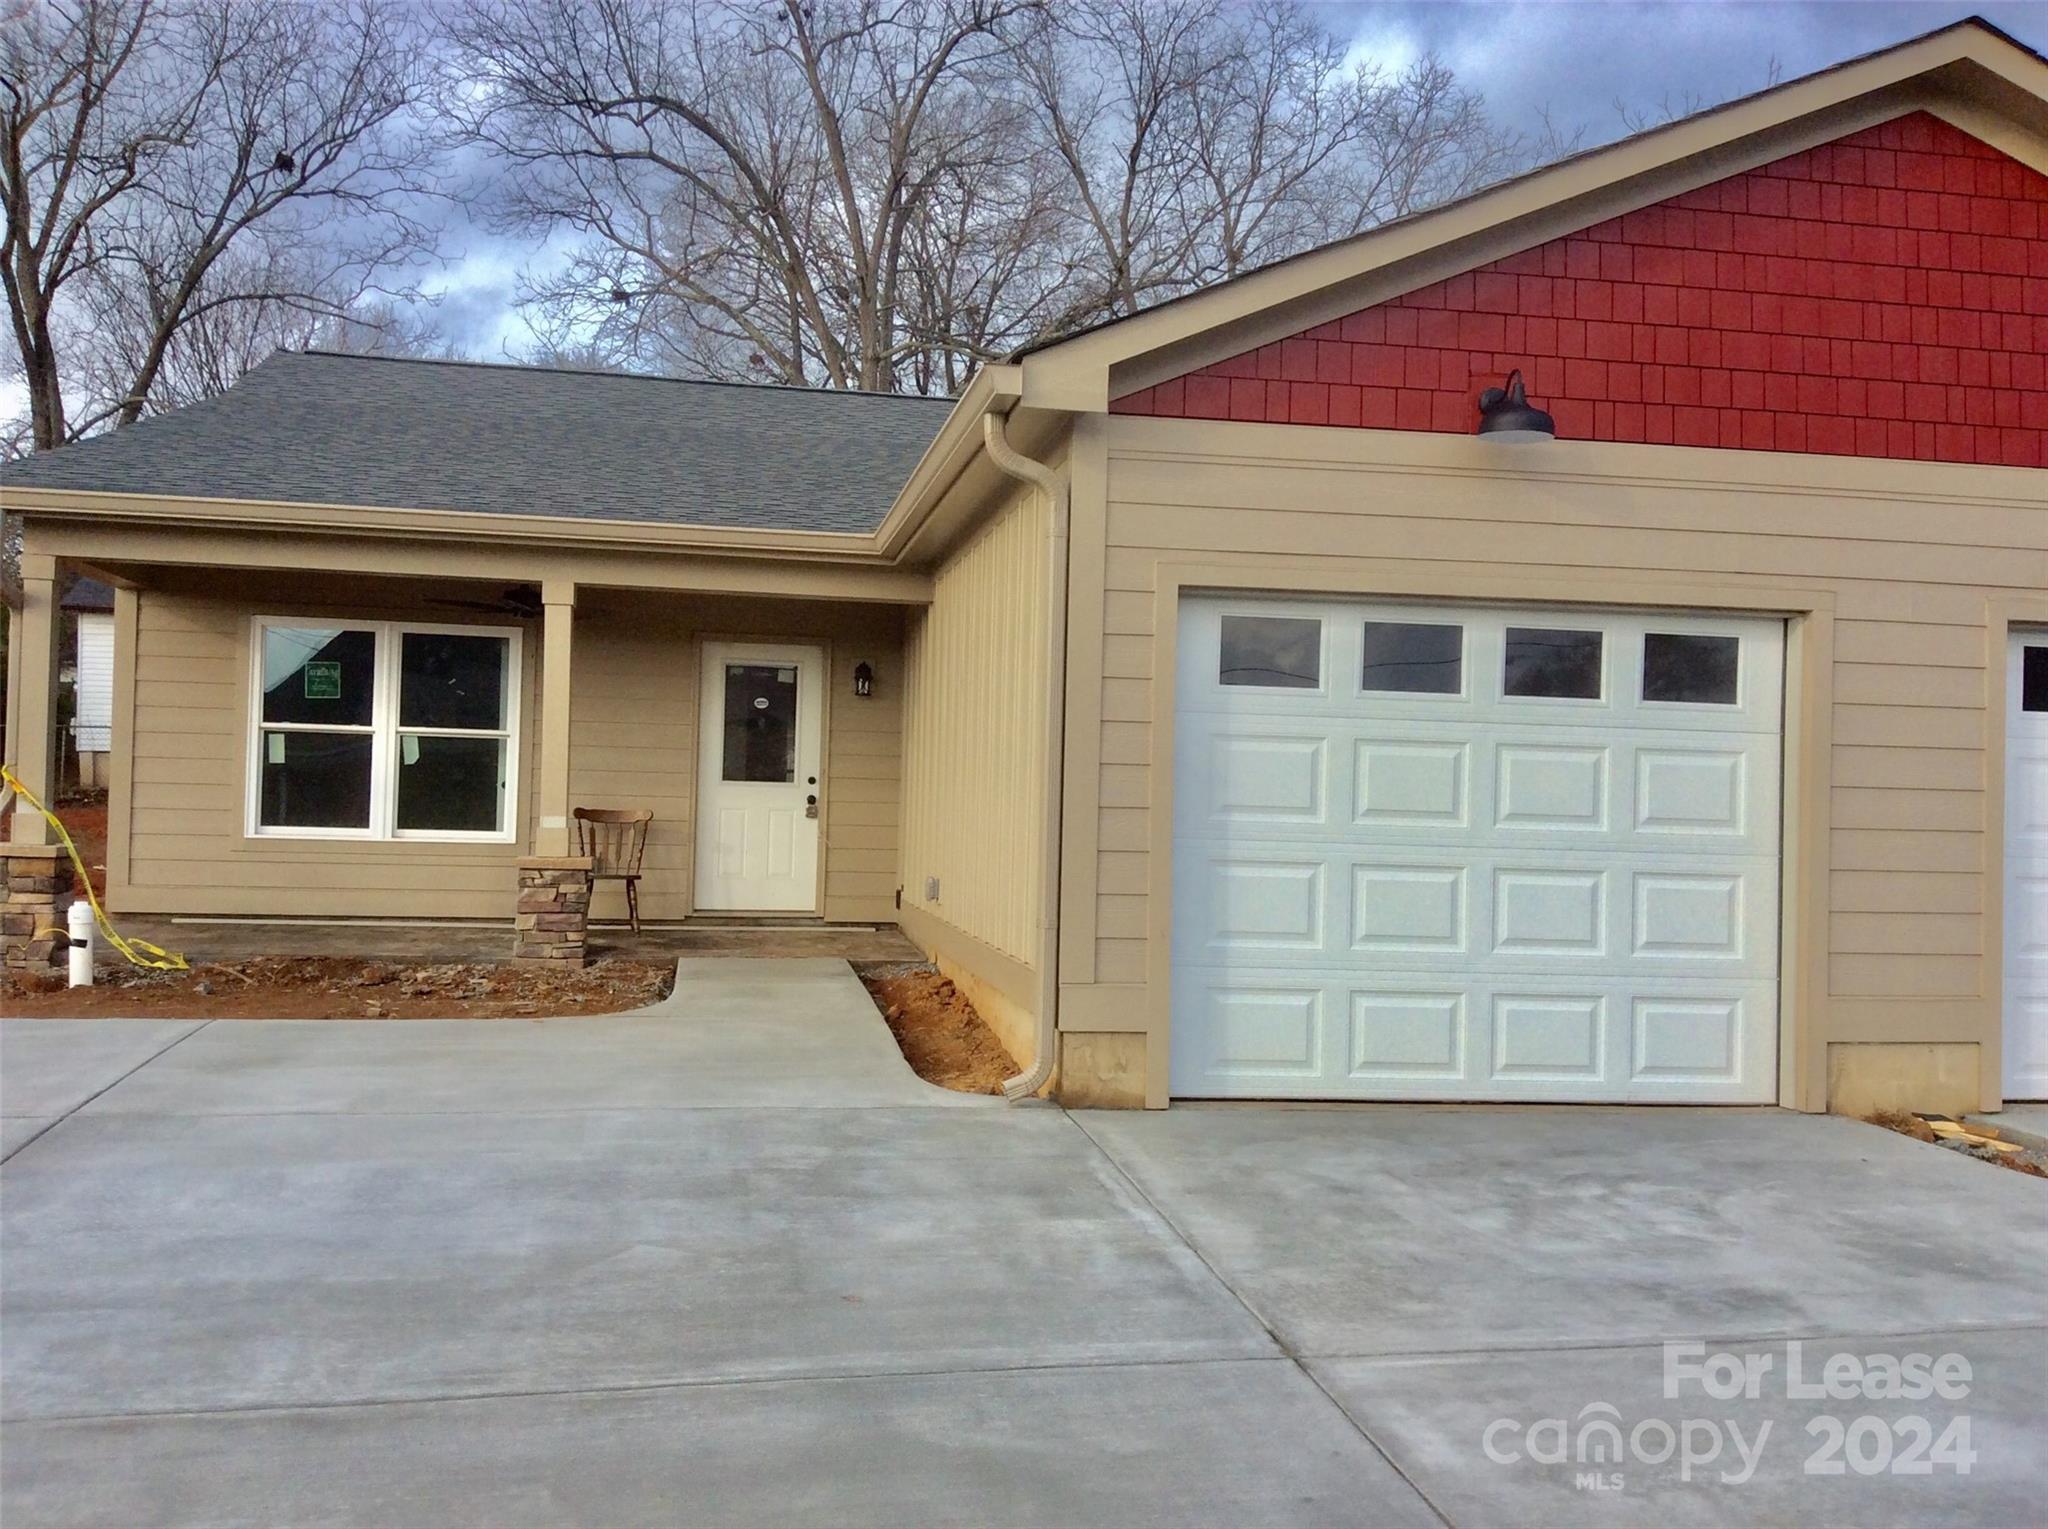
1065, 1108, 1457, 1529
1, 1019, 212, 1163
0, 1354, 1312, 1429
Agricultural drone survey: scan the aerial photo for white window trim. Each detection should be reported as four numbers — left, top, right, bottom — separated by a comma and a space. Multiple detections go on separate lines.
246, 617, 522, 843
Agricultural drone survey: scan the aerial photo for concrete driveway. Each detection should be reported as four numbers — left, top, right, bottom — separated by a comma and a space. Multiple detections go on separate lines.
3, 959, 2043, 1526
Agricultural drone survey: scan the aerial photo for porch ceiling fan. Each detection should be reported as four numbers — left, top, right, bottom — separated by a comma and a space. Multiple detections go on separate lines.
423, 583, 544, 619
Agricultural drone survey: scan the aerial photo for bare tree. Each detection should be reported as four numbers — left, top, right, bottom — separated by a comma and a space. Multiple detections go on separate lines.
459, 0, 1530, 390
1013, 0, 1217, 324
0, 0, 439, 452
1018, 0, 1523, 332
452, 0, 1037, 393
84, 247, 454, 413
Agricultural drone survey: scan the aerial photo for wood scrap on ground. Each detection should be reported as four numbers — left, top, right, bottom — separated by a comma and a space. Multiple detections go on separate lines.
1865, 1109, 2048, 1178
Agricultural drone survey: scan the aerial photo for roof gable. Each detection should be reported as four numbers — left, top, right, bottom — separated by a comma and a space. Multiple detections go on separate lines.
1011, 18, 2048, 413
1112, 112, 2047, 467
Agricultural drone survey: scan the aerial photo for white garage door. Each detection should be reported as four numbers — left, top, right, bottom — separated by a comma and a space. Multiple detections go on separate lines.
2005, 633, 2048, 1100
1171, 597, 1784, 1103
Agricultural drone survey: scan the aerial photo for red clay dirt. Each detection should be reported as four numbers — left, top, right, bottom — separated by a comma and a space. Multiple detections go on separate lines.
856, 963, 1018, 1095
1, 956, 673, 1020
61, 800, 109, 900
38, 794, 108, 900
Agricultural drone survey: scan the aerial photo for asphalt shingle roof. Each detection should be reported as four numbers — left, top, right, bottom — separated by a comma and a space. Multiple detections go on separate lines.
3, 351, 957, 535
60, 576, 115, 611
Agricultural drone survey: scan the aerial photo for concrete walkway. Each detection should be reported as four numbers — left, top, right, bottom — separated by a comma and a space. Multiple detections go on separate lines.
3, 970, 2044, 1526
1974, 1101, 2048, 1151
25, 958, 988, 1120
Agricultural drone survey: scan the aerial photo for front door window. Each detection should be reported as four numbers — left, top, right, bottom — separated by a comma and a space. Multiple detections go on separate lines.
722, 663, 799, 783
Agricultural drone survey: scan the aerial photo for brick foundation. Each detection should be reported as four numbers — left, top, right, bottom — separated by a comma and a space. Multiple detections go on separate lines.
514, 855, 593, 965
2, 844, 67, 971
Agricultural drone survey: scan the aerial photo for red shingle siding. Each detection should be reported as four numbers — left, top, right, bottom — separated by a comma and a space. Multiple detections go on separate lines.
1112, 113, 2048, 467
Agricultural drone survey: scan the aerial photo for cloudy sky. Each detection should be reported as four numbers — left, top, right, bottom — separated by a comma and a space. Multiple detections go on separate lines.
7, 0, 2044, 422
419, 0, 2045, 362
1336, 1, 2041, 136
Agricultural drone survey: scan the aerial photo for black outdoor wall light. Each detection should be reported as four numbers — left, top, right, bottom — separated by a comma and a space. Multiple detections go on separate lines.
1475, 370, 1556, 443
853, 661, 874, 697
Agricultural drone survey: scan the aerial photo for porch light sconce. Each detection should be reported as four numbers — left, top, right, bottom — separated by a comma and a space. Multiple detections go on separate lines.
1475, 370, 1556, 443
853, 661, 874, 698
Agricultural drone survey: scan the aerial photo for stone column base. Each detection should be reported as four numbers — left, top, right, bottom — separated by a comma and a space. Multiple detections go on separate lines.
2, 844, 68, 971
514, 856, 593, 965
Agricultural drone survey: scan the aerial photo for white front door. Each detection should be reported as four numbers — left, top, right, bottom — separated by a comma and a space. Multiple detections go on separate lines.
694, 642, 824, 912
2005, 633, 2048, 1099
1170, 596, 1785, 1103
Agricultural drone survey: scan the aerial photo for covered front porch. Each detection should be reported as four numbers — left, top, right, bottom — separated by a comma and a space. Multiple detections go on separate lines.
5, 522, 930, 969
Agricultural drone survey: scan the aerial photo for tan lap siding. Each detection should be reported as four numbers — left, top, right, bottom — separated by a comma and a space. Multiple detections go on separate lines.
119, 580, 536, 918
117, 580, 901, 924
567, 591, 904, 925
566, 606, 695, 923
898, 477, 1049, 987
1091, 416, 2046, 1082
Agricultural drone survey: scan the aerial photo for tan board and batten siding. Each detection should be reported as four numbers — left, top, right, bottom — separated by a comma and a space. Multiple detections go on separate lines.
1075, 415, 2047, 1108
115, 578, 903, 923
897, 474, 1050, 1058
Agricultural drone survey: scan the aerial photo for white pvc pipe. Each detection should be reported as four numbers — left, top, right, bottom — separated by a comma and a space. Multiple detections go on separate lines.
68, 899, 95, 987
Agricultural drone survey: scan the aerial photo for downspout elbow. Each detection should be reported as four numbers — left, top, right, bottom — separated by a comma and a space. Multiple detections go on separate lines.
982, 411, 1069, 1102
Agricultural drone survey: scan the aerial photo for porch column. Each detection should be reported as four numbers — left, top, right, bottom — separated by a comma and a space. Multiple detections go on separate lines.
7, 554, 61, 845
534, 579, 577, 856
3, 554, 65, 971
514, 579, 591, 965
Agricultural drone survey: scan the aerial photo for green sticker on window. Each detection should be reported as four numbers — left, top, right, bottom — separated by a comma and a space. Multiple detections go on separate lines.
303, 660, 342, 700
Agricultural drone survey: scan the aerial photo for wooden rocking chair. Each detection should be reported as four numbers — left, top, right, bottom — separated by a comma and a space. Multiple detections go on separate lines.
573, 807, 654, 932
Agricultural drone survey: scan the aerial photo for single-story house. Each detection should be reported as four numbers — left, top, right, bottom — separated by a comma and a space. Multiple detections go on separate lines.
4, 19, 2044, 1114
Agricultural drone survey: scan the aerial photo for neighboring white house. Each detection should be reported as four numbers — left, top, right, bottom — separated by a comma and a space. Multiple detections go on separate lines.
63, 577, 115, 788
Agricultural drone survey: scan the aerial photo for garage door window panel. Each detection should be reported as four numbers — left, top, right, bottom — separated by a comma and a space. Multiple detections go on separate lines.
1219, 614, 1321, 689
1504, 627, 1604, 700
1362, 621, 1464, 696
2025, 645, 2047, 712
1643, 632, 1741, 706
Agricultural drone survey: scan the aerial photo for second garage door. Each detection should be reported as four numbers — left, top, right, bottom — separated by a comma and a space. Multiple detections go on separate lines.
1171, 597, 1784, 1103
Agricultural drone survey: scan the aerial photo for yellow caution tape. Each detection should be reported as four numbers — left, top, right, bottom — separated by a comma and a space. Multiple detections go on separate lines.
1, 764, 187, 971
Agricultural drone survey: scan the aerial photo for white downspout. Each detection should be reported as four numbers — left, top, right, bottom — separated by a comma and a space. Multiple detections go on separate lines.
982, 410, 1069, 1101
